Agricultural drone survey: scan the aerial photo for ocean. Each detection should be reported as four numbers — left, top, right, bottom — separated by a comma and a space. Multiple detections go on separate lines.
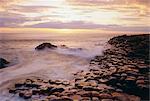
0, 34, 111, 100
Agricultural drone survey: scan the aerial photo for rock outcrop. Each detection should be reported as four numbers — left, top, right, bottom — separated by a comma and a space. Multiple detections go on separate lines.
90, 34, 149, 100
35, 43, 57, 50
108, 34, 149, 60
0, 58, 9, 69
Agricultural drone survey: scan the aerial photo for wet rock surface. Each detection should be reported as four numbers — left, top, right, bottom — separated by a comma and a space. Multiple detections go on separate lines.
35, 43, 57, 50
0, 58, 9, 69
108, 34, 149, 60
90, 34, 149, 100
9, 34, 149, 100
9, 78, 139, 101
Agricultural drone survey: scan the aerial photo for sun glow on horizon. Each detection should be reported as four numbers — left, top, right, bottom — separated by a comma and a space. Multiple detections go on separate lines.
58, 29, 74, 34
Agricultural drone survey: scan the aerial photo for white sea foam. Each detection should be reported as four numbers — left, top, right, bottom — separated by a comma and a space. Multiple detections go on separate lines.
55, 45, 106, 58
0, 35, 109, 100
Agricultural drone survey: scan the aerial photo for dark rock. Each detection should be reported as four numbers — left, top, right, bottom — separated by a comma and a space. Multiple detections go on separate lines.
112, 92, 140, 101
92, 97, 99, 101
75, 83, 83, 89
99, 93, 112, 99
121, 73, 127, 77
91, 91, 100, 97
35, 43, 57, 50
9, 89, 16, 94
75, 81, 89, 89
0, 58, 9, 69
49, 80, 57, 84
106, 77, 118, 85
15, 83, 24, 88
79, 92, 92, 97
60, 45, 68, 48
82, 86, 98, 91
116, 89, 123, 92
54, 80, 64, 85
99, 78, 109, 83
108, 34, 150, 60
19, 91, 25, 97
113, 73, 120, 77
101, 99, 113, 101
136, 80, 145, 84
139, 67, 149, 74
23, 92, 32, 99
62, 81, 70, 86
25, 83, 40, 88
112, 92, 129, 101
126, 71, 138, 76
59, 96, 73, 101
40, 87, 53, 95
49, 98, 60, 101
26, 79, 34, 83
137, 76, 145, 80
16, 88, 29, 91
81, 97, 91, 101
32, 89, 40, 95
98, 84, 114, 91
125, 76, 136, 86
50, 88, 65, 94
86, 80, 98, 87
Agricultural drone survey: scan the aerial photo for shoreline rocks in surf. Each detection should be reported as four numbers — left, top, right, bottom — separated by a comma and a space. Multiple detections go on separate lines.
8, 34, 149, 101
108, 34, 149, 60
35, 43, 57, 50
8, 78, 140, 101
90, 34, 149, 100
0, 58, 10, 69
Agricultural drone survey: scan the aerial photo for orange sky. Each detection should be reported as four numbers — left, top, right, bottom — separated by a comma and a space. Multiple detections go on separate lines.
0, 0, 149, 34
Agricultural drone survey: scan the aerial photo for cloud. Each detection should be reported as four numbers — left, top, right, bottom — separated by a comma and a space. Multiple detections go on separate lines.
28, 21, 101, 29
7, 5, 54, 13
0, 17, 28, 27
0, 11, 42, 27
67, 0, 149, 6
0, 0, 22, 9
110, 26, 150, 32
67, 0, 149, 16
0, 11, 25, 27
0, 0, 149, 33
27, 21, 150, 32
67, 0, 150, 26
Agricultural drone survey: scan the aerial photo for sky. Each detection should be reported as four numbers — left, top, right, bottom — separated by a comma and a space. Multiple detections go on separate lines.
0, 0, 150, 35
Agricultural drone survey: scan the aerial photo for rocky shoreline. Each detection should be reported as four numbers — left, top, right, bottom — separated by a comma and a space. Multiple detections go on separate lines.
8, 34, 149, 101
0, 58, 10, 69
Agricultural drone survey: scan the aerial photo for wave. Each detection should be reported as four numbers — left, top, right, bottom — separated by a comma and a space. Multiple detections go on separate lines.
0, 38, 108, 100
54, 45, 106, 58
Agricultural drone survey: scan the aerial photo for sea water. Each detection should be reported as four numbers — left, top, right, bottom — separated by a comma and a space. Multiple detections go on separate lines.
0, 34, 111, 100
